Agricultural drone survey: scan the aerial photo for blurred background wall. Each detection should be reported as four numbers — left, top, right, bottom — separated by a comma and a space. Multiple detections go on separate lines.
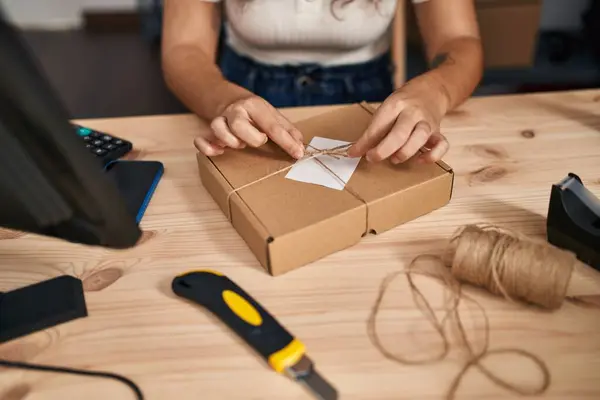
1, 0, 598, 119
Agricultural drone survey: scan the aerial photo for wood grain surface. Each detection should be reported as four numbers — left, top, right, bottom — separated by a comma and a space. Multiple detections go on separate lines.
1, 89, 600, 400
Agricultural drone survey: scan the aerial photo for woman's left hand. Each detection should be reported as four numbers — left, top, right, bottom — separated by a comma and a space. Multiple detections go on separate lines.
347, 78, 450, 164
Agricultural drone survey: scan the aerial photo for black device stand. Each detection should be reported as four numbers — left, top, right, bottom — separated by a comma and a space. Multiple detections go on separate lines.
0, 275, 87, 343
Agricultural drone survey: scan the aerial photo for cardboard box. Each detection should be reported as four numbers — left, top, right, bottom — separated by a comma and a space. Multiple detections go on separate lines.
407, 0, 542, 68
196, 103, 454, 276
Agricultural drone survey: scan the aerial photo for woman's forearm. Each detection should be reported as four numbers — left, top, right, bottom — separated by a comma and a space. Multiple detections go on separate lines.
417, 36, 484, 115
162, 45, 252, 121
161, 0, 249, 122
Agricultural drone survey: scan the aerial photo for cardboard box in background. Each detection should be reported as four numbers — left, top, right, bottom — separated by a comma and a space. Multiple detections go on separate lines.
407, 0, 543, 68
197, 104, 454, 276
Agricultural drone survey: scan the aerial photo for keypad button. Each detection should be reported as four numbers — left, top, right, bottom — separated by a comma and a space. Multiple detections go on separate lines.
83, 135, 92, 142
102, 135, 112, 142
92, 140, 103, 146
112, 139, 124, 146
77, 127, 92, 136
85, 144, 94, 149
93, 148, 107, 156
103, 143, 117, 150
89, 132, 101, 138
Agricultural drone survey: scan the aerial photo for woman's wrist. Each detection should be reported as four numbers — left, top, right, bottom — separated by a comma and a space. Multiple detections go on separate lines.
423, 36, 484, 115
209, 79, 254, 118
400, 73, 452, 121
427, 72, 452, 118
163, 50, 254, 123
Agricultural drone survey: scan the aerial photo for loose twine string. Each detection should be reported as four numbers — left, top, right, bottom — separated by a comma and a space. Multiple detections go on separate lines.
368, 224, 582, 399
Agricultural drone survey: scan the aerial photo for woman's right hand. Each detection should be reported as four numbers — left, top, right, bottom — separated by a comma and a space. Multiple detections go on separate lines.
194, 95, 305, 159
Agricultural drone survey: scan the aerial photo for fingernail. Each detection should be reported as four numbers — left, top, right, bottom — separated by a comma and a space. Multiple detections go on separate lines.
391, 156, 400, 165
211, 144, 225, 153
294, 147, 304, 159
366, 153, 373, 163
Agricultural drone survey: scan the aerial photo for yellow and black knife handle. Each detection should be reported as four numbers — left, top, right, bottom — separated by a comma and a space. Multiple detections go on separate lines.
172, 270, 306, 374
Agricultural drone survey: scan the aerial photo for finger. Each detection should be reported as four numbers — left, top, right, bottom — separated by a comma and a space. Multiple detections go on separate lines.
224, 113, 267, 148
422, 131, 443, 152
264, 101, 304, 144
210, 116, 245, 149
347, 99, 403, 158
246, 101, 304, 159
194, 136, 224, 156
366, 112, 422, 162
418, 132, 449, 163
285, 124, 304, 144
390, 121, 433, 164
272, 112, 304, 144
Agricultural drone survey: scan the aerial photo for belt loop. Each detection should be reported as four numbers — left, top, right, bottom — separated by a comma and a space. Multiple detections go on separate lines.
246, 68, 258, 93
343, 75, 355, 96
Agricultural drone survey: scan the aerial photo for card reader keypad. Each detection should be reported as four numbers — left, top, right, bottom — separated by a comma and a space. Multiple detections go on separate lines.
74, 124, 133, 165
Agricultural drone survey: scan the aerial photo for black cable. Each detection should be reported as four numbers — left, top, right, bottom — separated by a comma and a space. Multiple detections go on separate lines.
0, 359, 144, 400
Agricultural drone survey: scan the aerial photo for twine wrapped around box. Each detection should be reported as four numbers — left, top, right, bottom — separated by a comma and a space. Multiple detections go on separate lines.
225, 142, 370, 236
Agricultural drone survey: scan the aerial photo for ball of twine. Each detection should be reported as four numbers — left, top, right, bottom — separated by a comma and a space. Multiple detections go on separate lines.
445, 224, 577, 310
368, 224, 581, 399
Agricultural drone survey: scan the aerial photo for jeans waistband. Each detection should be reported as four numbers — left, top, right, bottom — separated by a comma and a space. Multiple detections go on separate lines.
219, 44, 393, 80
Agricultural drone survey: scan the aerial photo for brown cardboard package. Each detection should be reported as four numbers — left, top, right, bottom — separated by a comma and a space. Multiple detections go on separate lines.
196, 103, 454, 276
407, 0, 542, 68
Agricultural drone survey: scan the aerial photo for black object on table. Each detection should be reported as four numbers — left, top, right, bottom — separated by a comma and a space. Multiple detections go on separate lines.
547, 173, 600, 271
0, 276, 87, 343
0, 10, 146, 399
0, 6, 140, 339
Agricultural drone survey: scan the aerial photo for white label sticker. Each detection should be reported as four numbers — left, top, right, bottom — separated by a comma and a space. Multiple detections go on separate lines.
285, 137, 362, 191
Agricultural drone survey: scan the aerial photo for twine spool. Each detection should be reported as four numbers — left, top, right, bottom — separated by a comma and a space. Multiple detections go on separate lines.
444, 224, 577, 309
368, 223, 583, 399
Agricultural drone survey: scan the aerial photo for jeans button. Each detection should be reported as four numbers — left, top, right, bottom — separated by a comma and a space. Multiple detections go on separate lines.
297, 75, 313, 87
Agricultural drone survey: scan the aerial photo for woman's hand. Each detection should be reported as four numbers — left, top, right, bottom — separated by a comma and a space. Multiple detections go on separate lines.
194, 95, 305, 159
348, 78, 450, 164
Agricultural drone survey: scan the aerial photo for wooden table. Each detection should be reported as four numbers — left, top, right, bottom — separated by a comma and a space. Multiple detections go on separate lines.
1, 89, 600, 400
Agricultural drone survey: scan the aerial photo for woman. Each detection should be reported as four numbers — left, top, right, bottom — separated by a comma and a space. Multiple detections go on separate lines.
162, 0, 482, 164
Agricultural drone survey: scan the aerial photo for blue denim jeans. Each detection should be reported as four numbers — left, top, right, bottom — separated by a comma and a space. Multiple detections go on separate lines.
218, 44, 395, 108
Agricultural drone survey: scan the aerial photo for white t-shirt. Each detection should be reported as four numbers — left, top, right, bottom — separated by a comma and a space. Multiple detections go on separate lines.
201, 0, 426, 66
